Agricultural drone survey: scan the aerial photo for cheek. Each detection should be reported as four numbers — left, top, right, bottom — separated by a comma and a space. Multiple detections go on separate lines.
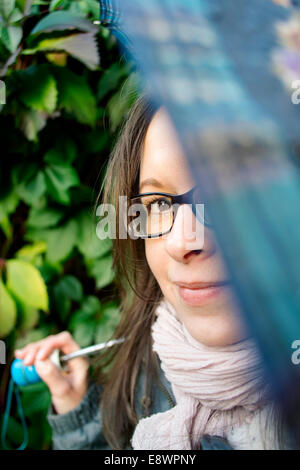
145, 239, 167, 284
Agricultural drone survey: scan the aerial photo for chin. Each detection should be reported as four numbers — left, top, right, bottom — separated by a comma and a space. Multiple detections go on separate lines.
176, 304, 249, 348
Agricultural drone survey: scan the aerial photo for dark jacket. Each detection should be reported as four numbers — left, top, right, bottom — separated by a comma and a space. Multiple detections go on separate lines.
47, 358, 232, 450
47, 358, 175, 450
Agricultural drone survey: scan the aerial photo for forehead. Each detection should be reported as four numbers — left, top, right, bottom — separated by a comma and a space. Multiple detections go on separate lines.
140, 108, 195, 190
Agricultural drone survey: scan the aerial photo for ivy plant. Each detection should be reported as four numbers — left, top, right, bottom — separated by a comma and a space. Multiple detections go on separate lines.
0, 0, 138, 450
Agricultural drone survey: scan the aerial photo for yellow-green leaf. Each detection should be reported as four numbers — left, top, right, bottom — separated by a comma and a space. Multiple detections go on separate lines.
0, 280, 17, 338
46, 52, 67, 66
6, 259, 49, 311
19, 303, 39, 330
15, 241, 47, 262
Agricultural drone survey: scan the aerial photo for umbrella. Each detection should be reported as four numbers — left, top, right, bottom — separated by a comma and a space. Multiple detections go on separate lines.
99, 0, 300, 445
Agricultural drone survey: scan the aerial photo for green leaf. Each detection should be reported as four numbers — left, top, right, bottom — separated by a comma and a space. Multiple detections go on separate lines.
17, 109, 47, 141
25, 32, 100, 70
13, 164, 46, 203
0, 27, 10, 50
86, 254, 115, 289
68, 296, 101, 332
19, 65, 58, 113
32, 0, 49, 4
77, 209, 112, 259
0, 280, 17, 338
81, 295, 101, 314
22, 171, 46, 204
79, 0, 100, 20
9, 7, 23, 22
0, 25, 22, 53
30, 11, 97, 35
18, 303, 39, 330
101, 299, 120, 323
3, 25, 22, 53
0, 0, 15, 20
94, 322, 115, 344
0, 215, 12, 239
26, 218, 78, 263
12, 161, 36, 185
54, 137, 77, 163
16, 0, 33, 14
14, 326, 50, 350
6, 259, 49, 311
44, 156, 80, 205
55, 275, 83, 302
67, 0, 99, 18
84, 128, 109, 154
15, 241, 47, 262
94, 300, 120, 343
97, 62, 130, 101
68, 185, 93, 206
49, 0, 65, 11
0, 189, 19, 220
38, 259, 62, 283
52, 282, 71, 321
72, 320, 95, 347
27, 206, 64, 228
55, 68, 97, 126
68, 308, 89, 330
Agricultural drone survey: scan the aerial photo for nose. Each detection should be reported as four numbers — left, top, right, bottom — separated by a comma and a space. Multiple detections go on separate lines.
165, 204, 215, 263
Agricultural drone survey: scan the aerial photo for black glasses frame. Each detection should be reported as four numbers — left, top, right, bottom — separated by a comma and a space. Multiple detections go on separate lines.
130, 185, 212, 238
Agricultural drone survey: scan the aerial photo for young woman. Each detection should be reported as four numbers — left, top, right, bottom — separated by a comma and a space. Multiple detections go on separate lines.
14, 95, 289, 450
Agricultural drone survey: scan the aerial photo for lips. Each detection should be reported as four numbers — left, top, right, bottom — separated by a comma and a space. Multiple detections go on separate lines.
174, 280, 230, 289
174, 280, 230, 306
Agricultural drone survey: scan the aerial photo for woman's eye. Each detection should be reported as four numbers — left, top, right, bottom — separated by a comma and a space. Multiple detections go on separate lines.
147, 198, 171, 213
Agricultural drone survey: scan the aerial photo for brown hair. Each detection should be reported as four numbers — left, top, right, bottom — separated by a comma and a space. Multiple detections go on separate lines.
93, 95, 162, 449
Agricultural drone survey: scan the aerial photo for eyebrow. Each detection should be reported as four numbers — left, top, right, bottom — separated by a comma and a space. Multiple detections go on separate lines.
139, 178, 172, 193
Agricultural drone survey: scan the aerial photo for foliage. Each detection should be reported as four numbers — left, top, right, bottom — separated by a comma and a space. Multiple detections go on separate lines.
0, 0, 138, 450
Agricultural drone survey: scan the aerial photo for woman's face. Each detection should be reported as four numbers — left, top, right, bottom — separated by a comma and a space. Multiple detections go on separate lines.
140, 108, 249, 347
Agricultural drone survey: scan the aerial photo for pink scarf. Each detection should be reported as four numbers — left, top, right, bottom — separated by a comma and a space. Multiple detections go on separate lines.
131, 298, 272, 450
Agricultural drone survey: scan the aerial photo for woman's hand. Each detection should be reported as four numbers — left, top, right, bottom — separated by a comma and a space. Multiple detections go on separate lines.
14, 332, 89, 415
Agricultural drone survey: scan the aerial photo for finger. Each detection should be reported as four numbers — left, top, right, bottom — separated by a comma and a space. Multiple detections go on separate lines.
15, 335, 52, 359
34, 358, 72, 396
17, 341, 50, 365
14, 349, 26, 358
14, 338, 47, 358
23, 349, 39, 365
36, 331, 80, 361
67, 357, 90, 383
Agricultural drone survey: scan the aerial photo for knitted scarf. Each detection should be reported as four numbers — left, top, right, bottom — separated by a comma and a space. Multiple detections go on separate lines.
131, 298, 273, 450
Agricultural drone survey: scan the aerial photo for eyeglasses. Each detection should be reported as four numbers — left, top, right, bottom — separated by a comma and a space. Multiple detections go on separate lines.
128, 186, 212, 239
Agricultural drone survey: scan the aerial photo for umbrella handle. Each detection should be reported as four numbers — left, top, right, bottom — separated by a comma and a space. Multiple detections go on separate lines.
11, 349, 61, 386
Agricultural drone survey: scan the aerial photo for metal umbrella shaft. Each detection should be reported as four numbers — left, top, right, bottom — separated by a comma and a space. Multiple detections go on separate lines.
60, 338, 126, 363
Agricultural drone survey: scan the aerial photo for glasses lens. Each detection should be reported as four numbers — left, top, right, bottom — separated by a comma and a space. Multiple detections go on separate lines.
128, 195, 173, 237
192, 187, 212, 227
